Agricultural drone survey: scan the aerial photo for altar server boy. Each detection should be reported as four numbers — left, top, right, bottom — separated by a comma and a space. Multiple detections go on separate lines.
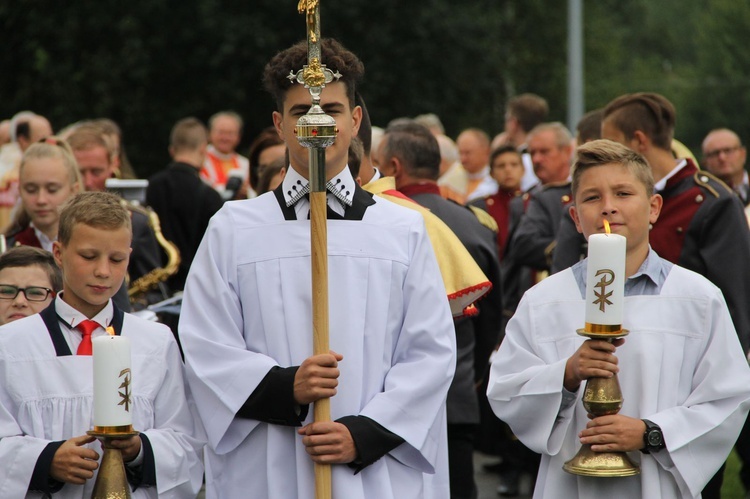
180, 38, 456, 499
487, 139, 750, 498
0, 246, 62, 326
0, 191, 204, 498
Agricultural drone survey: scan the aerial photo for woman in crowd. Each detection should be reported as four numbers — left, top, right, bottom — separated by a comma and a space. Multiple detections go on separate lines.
4, 137, 82, 250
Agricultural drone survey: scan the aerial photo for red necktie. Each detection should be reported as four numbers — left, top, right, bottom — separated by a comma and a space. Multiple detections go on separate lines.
76, 320, 100, 356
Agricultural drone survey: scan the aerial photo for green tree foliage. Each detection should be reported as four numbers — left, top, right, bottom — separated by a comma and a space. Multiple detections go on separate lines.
499, 0, 567, 124
687, 1, 750, 153
1, 0, 296, 174
320, 0, 513, 137
583, 0, 750, 155
1, 1, 748, 175
1, 1, 510, 174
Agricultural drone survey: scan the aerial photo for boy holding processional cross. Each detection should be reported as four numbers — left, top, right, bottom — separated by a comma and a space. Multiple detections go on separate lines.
487, 139, 750, 498
179, 38, 456, 499
0, 192, 204, 498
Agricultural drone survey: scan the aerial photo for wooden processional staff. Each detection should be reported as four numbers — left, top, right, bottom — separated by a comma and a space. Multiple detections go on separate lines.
289, 1, 340, 498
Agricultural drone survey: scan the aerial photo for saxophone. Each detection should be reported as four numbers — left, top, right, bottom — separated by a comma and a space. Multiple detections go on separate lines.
128, 206, 181, 298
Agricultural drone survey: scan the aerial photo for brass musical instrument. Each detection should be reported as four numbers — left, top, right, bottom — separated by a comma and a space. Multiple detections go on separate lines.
126, 204, 181, 299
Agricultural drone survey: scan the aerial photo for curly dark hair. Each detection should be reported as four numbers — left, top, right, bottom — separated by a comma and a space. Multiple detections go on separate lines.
262, 38, 364, 112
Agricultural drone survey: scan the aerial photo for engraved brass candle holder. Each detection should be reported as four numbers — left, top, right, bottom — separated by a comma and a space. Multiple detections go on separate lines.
562, 325, 640, 477
87, 426, 139, 499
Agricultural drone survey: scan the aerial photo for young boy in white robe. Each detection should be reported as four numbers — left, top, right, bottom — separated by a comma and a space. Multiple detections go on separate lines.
0, 246, 61, 325
0, 191, 204, 498
487, 139, 750, 498
179, 39, 456, 499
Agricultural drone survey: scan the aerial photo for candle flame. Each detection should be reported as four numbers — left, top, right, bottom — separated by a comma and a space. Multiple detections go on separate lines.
603, 219, 611, 234
106, 326, 115, 336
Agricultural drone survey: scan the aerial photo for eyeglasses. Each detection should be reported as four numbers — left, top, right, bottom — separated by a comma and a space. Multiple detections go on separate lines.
704, 145, 742, 160
0, 284, 54, 302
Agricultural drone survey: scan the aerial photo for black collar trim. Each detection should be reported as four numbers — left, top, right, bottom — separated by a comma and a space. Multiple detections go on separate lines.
39, 301, 125, 357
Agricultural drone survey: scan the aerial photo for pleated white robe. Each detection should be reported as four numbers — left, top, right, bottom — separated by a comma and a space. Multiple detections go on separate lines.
180, 192, 456, 499
488, 266, 750, 498
0, 312, 205, 498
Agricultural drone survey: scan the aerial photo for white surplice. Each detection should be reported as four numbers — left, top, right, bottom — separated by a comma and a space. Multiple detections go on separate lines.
0, 312, 204, 498
180, 190, 456, 499
487, 265, 750, 499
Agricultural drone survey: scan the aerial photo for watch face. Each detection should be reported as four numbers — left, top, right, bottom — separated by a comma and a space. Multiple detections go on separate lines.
647, 430, 663, 447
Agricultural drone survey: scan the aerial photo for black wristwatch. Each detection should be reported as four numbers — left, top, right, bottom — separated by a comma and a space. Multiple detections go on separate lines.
641, 419, 665, 454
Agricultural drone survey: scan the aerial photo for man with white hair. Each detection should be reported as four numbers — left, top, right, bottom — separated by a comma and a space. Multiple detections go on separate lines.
15, 114, 53, 152
0, 112, 52, 173
0, 112, 53, 228
438, 128, 498, 204
436, 134, 459, 179
504, 122, 573, 272
502, 121, 574, 328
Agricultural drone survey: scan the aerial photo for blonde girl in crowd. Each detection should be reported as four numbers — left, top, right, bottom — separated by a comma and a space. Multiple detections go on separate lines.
4, 137, 81, 250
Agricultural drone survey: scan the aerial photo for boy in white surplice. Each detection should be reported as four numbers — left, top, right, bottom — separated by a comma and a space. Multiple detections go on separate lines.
487, 140, 750, 498
179, 39, 456, 499
0, 192, 204, 498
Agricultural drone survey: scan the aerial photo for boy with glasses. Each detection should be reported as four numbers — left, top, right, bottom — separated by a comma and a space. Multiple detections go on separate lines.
0, 246, 61, 325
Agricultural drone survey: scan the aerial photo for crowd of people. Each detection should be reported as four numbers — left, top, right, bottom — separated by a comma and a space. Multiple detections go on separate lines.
1, 36, 750, 499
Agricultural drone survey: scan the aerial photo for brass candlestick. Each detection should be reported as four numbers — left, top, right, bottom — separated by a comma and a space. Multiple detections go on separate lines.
562, 327, 640, 477
87, 427, 139, 499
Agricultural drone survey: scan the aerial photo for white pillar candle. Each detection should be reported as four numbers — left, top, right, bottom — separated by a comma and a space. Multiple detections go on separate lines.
585, 233, 626, 331
92, 335, 132, 428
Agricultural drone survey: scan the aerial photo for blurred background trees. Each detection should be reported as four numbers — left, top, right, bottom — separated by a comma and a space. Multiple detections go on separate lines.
2, 0, 749, 176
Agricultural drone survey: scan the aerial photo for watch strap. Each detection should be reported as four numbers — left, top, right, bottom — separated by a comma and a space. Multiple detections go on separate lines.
641, 419, 664, 454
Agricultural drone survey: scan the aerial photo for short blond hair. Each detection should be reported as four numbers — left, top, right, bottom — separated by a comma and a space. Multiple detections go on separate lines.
170, 117, 208, 153
58, 192, 132, 245
571, 139, 654, 199
65, 123, 117, 164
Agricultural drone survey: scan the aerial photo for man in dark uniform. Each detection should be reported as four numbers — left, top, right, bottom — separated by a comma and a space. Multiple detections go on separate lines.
502, 122, 574, 312
147, 117, 224, 292
602, 94, 750, 352
497, 93, 550, 192
556, 92, 750, 498
377, 121, 502, 499
549, 109, 604, 274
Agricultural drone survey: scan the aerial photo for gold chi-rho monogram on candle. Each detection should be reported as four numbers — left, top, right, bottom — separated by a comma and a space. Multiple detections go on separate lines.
118, 368, 132, 412
593, 269, 615, 312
